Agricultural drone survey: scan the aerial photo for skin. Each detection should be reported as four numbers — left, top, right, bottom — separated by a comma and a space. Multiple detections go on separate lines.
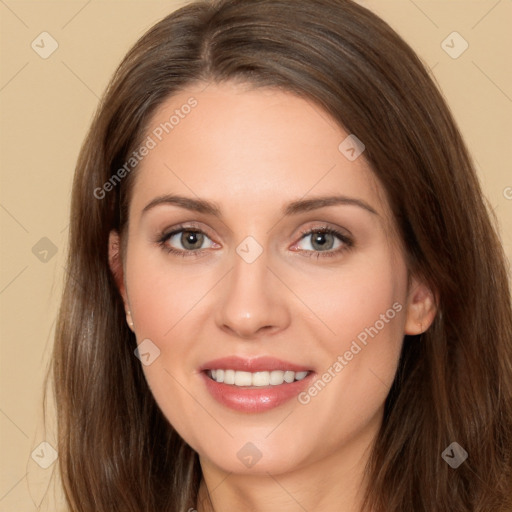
109, 81, 436, 512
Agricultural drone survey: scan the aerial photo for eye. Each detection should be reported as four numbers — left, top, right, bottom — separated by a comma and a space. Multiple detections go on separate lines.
291, 227, 353, 257
157, 226, 219, 256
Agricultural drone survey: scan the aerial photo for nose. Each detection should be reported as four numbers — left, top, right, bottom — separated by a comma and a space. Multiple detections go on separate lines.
215, 251, 291, 339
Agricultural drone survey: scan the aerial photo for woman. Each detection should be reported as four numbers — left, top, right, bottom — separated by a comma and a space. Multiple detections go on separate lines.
50, 0, 512, 510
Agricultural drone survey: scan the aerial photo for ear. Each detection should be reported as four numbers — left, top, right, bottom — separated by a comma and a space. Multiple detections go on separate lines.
404, 276, 438, 335
108, 230, 134, 331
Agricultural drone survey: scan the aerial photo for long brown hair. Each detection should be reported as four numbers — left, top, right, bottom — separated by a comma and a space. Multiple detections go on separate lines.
50, 0, 512, 510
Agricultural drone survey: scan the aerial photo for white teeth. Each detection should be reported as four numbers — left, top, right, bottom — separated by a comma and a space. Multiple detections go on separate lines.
208, 369, 310, 386
224, 369, 235, 385
283, 370, 295, 383
252, 371, 270, 386
234, 371, 252, 386
269, 370, 284, 385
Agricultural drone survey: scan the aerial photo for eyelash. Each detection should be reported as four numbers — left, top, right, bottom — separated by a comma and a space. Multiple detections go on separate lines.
156, 224, 354, 259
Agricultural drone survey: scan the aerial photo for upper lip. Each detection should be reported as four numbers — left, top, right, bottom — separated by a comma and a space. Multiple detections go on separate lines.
199, 356, 312, 373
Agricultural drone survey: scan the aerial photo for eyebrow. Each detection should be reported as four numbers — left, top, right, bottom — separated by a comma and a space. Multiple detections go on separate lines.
141, 194, 378, 217
142, 194, 222, 217
284, 196, 378, 216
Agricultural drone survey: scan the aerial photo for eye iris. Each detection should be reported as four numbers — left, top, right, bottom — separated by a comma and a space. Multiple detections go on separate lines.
311, 231, 334, 251
181, 231, 204, 250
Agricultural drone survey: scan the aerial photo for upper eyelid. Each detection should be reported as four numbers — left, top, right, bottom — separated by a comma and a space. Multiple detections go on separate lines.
297, 223, 352, 237
162, 222, 211, 237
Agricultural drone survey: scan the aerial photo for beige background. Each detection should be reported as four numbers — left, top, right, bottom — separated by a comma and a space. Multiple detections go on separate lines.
1, 0, 511, 510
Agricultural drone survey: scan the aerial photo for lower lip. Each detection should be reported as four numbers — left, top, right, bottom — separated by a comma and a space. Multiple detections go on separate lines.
201, 371, 314, 413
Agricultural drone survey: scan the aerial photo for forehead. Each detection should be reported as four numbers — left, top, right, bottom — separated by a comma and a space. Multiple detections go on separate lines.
128, 81, 390, 223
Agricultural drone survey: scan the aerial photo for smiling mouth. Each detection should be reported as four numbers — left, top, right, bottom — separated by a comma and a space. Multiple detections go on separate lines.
206, 369, 311, 387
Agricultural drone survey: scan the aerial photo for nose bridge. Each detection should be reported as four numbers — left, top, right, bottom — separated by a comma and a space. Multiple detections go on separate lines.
216, 246, 290, 338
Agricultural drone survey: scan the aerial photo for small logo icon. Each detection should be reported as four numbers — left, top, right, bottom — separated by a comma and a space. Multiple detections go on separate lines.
237, 442, 263, 468
32, 237, 58, 263
503, 187, 512, 200
338, 134, 365, 161
441, 32, 468, 59
134, 338, 161, 366
31, 32, 59, 59
236, 236, 263, 264
441, 442, 468, 468
31, 441, 58, 469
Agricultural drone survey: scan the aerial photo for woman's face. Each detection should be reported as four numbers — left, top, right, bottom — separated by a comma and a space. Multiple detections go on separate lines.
110, 81, 434, 477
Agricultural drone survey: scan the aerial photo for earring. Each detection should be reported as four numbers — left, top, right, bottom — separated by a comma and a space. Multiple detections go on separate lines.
126, 310, 134, 328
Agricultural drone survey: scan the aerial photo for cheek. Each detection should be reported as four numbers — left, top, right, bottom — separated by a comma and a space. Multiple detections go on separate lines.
291, 255, 407, 439
125, 248, 216, 341
124, 250, 221, 443
289, 249, 407, 354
